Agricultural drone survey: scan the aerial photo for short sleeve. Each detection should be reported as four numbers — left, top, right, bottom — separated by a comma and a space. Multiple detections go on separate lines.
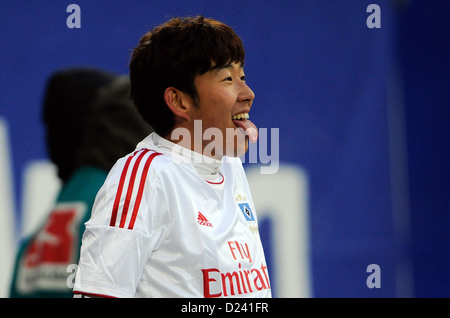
73, 150, 167, 297
73, 225, 159, 297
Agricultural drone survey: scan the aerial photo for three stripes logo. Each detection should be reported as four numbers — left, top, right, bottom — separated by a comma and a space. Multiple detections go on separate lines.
109, 149, 162, 229
197, 211, 213, 227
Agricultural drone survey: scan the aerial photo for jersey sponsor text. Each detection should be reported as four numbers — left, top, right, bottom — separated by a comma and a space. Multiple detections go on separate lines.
202, 262, 270, 298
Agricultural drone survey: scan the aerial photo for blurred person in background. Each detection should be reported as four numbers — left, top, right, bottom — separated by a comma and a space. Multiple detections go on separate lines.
9, 68, 153, 297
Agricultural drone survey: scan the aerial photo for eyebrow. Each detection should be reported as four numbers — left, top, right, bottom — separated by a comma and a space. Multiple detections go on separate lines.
212, 62, 244, 72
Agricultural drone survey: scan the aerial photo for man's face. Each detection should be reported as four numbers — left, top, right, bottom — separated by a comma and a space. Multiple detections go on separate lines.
191, 62, 256, 158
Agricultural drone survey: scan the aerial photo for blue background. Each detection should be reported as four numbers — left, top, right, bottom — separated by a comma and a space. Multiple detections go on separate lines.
1, 0, 448, 297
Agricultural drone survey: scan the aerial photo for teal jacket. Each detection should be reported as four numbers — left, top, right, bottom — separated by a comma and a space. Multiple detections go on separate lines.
10, 166, 108, 298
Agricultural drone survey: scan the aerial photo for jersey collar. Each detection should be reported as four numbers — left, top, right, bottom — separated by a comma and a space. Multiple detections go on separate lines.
137, 133, 223, 183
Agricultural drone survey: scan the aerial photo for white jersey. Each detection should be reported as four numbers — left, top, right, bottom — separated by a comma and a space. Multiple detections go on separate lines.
74, 133, 271, 298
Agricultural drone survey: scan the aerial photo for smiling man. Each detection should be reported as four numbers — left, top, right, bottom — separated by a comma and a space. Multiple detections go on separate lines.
167, 61, 259, 159
73, 16, 271, 298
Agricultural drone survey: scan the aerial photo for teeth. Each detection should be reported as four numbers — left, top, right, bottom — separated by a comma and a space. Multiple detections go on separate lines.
232, 113, 249, 120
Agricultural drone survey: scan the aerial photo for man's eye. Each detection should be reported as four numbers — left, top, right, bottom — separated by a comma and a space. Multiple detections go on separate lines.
241, 76, 246, 81
224, 77, 233, 81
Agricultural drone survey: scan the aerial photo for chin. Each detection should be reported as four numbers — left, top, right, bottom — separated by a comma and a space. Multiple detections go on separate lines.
224, 139, 248, 158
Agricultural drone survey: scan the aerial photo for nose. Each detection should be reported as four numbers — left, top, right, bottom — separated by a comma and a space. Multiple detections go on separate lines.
238, 82, 255, 104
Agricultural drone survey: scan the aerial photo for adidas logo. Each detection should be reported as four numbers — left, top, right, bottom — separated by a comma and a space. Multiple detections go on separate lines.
197, 211, 213, 227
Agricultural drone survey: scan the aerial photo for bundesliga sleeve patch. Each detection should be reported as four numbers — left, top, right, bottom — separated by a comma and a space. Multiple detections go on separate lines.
15, 202, 86, 294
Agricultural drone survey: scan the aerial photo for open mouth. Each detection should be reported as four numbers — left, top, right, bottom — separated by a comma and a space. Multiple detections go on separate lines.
231, 112, 258, 143
231, 112, 249, 120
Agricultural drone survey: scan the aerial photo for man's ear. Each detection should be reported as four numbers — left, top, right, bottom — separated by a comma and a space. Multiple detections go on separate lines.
164, 87, 194, 122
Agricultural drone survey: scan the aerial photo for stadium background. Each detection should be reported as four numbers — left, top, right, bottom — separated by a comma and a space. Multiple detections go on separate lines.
0, 0, 448, 297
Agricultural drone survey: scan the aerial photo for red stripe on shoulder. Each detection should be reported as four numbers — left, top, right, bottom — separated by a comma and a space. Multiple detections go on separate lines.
109, 152, 137, 227
109, 149, 162, 229
118, 149, 150, 228
128, 152, 162, 229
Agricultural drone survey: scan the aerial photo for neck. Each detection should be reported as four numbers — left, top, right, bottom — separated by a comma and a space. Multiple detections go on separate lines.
165, 126, 224, 161
154, 132, 223, 182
